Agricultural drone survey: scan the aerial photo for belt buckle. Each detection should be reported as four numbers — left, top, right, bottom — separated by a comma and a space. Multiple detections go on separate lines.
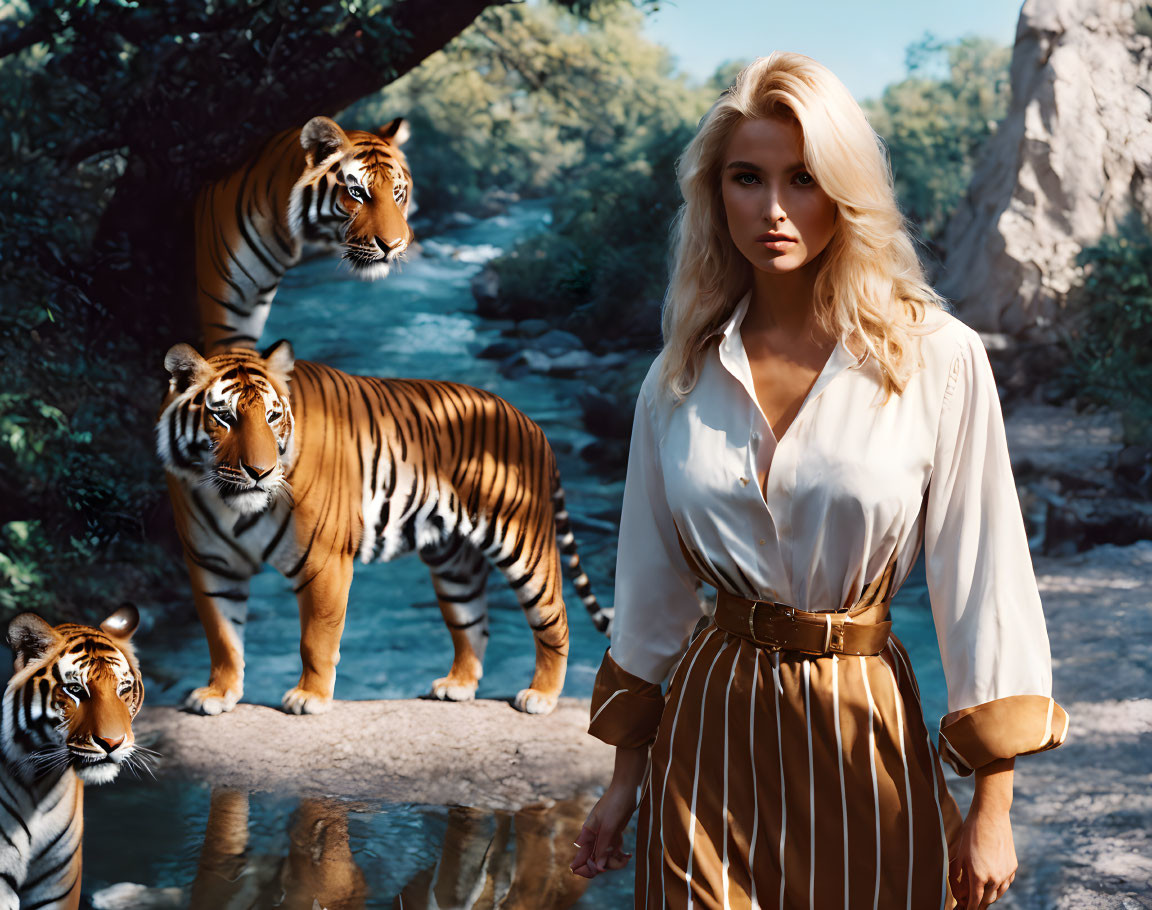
747, 600, 790, 650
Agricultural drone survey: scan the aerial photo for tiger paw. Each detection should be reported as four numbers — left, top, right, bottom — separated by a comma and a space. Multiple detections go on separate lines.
430, 676, 479, 702
513, 687, 558, 715
281, 686, 333, 715
185, 686, 241, 716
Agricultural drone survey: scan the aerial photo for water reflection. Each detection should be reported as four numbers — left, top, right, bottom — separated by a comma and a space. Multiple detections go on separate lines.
394, 800, 593, 909
158, 788, 595, 909
188, 790, 368, 909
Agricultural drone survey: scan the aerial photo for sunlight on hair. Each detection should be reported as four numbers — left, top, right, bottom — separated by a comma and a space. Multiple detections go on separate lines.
660, 51, 944, 400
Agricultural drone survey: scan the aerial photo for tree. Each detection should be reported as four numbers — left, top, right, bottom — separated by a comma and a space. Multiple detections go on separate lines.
864, 35, 1010, 243
0, 0, 603, 617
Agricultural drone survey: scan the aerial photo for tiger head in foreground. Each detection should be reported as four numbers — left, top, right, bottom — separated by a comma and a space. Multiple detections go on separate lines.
195, 115, 414, 352
157, 342, 612, 719
0, 606, 145, 908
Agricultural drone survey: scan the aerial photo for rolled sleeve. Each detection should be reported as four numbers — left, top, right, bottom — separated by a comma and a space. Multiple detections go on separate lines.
588, 648, 666, 748
938, 695, 1070, 775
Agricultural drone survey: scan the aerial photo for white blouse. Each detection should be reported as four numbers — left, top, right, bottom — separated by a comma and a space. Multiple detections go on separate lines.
610, 293, 1056, 724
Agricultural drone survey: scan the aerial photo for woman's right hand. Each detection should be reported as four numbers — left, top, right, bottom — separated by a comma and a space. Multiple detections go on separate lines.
570, 745, 648, 879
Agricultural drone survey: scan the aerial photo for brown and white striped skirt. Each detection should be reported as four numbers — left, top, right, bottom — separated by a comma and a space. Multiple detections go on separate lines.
632, 625, 962, 910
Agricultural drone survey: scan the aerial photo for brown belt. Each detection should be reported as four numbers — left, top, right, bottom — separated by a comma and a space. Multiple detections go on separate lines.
713, 590, 892, 657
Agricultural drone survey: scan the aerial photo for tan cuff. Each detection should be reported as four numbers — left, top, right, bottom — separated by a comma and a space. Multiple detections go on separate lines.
588, 649, 665, 749
938, 695, 1069, 776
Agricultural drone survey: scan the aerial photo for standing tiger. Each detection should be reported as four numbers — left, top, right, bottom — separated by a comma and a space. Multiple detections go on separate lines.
156, 341, 611, 717
195, 115, 413, 353
0, 606, 144, 910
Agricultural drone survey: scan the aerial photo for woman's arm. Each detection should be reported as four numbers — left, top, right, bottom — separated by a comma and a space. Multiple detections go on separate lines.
950, 758, 1016, 909
570, 745, 647, 879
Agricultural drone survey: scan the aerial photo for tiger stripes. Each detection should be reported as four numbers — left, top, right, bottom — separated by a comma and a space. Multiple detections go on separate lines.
194, 115, 413, 353
0, 607, 145, 910
157, 342, 612, 718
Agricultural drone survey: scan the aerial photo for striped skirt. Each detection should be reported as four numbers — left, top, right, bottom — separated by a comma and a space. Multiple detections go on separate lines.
633, 624, 962, 910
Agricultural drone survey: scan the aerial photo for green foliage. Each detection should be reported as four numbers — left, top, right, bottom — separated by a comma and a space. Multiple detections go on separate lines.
347, 3, 703, 220
362, 3, 713, 346
864, 35, 1011, 240
1137, 4, 1152, 40
1064, 216, 1152, 445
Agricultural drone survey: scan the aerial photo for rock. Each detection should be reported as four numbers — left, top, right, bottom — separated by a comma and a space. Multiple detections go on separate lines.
936, 0, 1152, 336
134, 698, 612, 812
513, 318, 552, 339
533, 329, 584, 356
476, 339, 519, 360
1005, 403, 1123, 489
470, 267, 505, 318
1043, 496, 1152, 554
578, 386, 634, 441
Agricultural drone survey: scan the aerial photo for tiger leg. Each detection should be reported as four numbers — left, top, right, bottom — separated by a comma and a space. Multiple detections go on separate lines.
189, 789, 257, 909
282, 554, 354, 715
185, 562, 250, 715
496, 555, 569, 716
423, 541, 490, 702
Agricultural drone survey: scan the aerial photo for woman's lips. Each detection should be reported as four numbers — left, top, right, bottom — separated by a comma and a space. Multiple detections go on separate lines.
756, 232, 797, 251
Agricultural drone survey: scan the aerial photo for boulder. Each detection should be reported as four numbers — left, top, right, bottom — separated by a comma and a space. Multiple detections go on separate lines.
936, 0, 1152, 335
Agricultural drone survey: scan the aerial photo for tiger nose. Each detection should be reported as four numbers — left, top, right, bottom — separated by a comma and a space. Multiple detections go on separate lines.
95, 734, 125, 754
241, 461, 274, 482
374, 235, 405, 256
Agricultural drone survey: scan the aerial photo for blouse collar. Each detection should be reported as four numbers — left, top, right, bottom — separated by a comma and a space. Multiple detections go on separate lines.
716, 291, 863, 434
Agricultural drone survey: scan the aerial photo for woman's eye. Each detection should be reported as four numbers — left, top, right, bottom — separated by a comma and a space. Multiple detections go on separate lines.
736, 173, 759, 186
793, 171, 816, 187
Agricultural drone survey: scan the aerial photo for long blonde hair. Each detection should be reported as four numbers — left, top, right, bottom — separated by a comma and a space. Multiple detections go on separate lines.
660, 52, 942, 399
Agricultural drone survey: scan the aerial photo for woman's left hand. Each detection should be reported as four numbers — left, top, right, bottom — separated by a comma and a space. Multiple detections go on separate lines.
949, 758, 1017, 909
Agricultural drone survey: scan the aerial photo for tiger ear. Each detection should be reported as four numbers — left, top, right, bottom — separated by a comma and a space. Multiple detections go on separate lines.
301, 116, 350, 168
261, 339, 295, 379
378, 117, 410, 147
164, 343, 212, 394
100, 603, 139, 641
7, 613, 60, 671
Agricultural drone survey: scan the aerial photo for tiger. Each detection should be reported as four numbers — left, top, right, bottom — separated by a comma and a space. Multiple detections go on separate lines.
0, 606, 145, 910
195, 115, 414, 353
155, 341, 612, 718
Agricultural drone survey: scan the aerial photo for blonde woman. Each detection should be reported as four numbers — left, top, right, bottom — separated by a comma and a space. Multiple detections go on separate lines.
570, 53, 1067, 909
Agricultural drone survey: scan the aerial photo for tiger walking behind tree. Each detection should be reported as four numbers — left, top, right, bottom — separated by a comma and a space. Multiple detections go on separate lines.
156, 342, 612, 717
195, 115, 414, 353
0, 607, 146, 910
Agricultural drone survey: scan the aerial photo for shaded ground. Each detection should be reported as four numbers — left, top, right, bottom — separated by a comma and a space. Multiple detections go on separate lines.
135, 697, 614, 812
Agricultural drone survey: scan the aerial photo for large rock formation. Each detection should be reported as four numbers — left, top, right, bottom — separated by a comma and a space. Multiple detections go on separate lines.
936, 0, 1152, 335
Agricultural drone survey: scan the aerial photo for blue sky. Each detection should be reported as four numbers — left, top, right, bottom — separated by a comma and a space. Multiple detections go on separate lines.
642, 0, 1023, 100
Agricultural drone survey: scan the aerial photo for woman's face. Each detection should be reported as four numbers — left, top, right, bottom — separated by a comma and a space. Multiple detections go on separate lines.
721, 117, 837, 276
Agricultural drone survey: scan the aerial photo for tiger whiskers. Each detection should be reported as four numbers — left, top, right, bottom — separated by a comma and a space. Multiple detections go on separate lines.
121, 745, 159, 780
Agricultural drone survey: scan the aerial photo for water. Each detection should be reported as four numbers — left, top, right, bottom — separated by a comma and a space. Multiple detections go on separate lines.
80, 201, 949, 908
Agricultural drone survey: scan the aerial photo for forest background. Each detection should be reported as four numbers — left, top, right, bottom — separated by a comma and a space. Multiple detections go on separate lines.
0, 0, 1145, 620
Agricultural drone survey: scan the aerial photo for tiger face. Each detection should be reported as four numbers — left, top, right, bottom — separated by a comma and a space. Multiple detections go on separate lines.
290, 115, 414, 279
5, 606, 144, 785
157, 341, 296, 515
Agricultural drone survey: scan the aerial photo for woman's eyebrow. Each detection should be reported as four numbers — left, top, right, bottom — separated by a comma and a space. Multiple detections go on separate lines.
724, 160, 807, 172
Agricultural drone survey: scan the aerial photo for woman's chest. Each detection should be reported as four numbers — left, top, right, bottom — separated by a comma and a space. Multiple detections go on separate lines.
660, 364, 938, 527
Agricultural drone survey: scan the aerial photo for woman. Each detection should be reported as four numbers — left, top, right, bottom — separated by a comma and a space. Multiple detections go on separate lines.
570, 53, 1067, 910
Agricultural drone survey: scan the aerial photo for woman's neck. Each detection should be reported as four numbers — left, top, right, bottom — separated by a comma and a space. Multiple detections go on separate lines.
744, 257, 825, 339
